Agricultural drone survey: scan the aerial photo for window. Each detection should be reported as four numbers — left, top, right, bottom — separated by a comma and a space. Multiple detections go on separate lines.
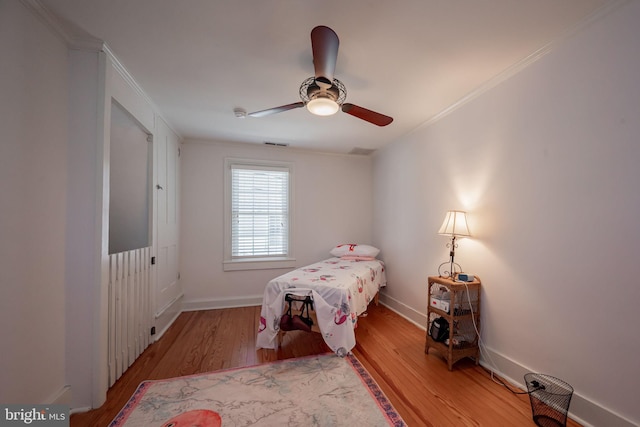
224, 158, 295, 271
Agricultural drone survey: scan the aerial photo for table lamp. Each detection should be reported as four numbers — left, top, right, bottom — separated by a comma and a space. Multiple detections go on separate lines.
437, 210, 470, 279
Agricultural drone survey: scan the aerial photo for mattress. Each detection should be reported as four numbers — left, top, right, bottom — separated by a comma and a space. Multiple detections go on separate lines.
256, 257, 386, 355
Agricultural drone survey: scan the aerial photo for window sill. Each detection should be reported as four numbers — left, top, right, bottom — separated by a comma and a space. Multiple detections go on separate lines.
223, 257, 296, 272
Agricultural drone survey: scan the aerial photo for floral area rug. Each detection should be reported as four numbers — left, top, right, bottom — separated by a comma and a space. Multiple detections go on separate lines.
110, 353, 406, 426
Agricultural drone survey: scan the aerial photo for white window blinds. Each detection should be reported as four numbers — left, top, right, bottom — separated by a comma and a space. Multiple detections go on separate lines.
231, 164, 290, 258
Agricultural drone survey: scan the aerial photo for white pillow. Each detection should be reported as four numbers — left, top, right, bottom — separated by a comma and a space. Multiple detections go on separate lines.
330, 244, 380, 258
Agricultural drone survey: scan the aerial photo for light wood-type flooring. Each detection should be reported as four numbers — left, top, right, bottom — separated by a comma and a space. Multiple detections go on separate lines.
71, 304, 580, 426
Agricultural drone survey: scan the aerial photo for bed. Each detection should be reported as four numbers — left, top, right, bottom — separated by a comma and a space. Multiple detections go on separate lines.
256, 251, 386, 356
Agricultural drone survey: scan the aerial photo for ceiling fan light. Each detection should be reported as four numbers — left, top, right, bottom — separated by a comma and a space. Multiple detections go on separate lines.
306, 98, 339, 116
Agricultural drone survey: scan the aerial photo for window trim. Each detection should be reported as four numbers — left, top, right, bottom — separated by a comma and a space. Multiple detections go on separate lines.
223, 157, 295, 271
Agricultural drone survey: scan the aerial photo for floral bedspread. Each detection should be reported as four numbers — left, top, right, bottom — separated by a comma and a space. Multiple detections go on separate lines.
256, 257, 386, 356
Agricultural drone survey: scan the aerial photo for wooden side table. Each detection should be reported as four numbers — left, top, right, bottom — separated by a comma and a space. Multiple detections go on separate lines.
425, 275, 481, 370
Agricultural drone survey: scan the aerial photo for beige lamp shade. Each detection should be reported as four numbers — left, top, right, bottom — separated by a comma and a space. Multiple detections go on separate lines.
438, 210, 471, 237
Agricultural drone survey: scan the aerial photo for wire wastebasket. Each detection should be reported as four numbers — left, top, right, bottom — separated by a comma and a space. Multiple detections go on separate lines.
524, 373, 574, 427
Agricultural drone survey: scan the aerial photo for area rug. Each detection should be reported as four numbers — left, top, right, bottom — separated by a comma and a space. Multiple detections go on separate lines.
109, 353, 406, 426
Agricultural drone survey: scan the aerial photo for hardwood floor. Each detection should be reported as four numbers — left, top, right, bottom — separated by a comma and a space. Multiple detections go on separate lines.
71, 304, 580, 426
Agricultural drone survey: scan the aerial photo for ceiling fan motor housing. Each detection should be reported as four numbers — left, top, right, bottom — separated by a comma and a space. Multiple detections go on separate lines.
247, 25, 392, 126
300, 77, 346, 105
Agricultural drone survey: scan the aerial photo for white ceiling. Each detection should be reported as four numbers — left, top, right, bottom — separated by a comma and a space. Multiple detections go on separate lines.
38, 0, 612, 154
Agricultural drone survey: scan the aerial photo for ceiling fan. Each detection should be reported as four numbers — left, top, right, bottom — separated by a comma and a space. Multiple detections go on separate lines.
248, 26, 393, 127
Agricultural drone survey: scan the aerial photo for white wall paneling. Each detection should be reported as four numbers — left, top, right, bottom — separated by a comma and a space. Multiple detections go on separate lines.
108, 247, 152, 386
154, 117, 182, 337
92, 51, 184, 408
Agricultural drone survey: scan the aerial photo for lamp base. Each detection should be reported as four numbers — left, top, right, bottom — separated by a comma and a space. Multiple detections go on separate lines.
438, 261, 462, 279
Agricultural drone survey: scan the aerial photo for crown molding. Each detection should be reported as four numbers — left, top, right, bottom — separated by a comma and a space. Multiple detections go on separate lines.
101, 43, 184, 141
20, 0, 104, 51
20, 0, 158, 132
408, 0, 629, 135
102, 43, 154, 107
20, 0, 183, 141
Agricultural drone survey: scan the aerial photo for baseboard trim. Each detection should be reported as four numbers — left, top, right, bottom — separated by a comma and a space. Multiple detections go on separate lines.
156, 292, 184, 318
379, 293, 636, 426
153, 308, 182, 342
480, 346, 636, 427
152, 294, 184, 342
377, 292, 427, 331
48, 385, 72, 406
181, 295, 263, 312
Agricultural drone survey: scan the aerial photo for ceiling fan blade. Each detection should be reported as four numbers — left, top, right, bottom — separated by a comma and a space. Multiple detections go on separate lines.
248, 102, 304, 118
311, 26, 339, 82
341, 103, 393, 127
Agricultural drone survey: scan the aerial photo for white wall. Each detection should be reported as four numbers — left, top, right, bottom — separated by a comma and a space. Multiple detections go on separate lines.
0, 3, 183, 408
373, 2, 639, 426
0, 0, 69, 404
64, 48, 102, 410
180, 140, 373, 308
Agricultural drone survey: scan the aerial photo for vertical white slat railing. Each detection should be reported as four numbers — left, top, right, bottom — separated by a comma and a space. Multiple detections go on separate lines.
108, 247, 152, 387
